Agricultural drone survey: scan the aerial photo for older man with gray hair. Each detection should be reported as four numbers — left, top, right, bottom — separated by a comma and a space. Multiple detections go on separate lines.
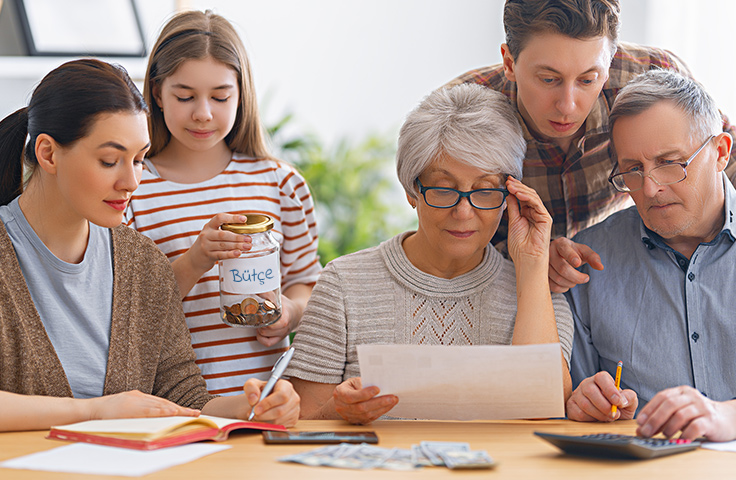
564, 69, 736, 441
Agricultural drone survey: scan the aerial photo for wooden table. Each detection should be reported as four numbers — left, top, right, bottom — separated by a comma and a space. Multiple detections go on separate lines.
0, 419, 733, 479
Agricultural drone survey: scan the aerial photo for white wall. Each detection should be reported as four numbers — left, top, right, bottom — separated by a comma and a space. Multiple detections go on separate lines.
188, 0, 505, 144
1, 0, 734, 145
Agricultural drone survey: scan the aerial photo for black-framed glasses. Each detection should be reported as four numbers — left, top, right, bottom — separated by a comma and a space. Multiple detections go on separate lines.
416, 178, 509, 210
608, 135, 715, 193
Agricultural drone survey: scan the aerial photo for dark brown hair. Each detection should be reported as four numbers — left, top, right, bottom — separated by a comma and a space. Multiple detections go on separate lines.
504, 0, 620, 59
0, 59, 147, 206
145, 10, 271, 159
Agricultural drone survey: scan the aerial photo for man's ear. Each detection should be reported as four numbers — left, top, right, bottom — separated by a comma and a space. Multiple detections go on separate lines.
35, 134, 59, 175
715, 132, 733, 172
501, 44, 517, 82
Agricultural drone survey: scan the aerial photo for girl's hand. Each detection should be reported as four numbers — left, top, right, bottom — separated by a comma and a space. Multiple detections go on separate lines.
256, 295, 297, 347
505, 177, 552, 263
188, 213, 252, 274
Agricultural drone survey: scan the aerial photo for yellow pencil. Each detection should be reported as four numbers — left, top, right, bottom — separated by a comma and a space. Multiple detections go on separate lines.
611, 361, 623, 415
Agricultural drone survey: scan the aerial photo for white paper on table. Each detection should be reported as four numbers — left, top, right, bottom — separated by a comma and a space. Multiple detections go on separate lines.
0, 442, 231, 477
357, 343, 564, 421
702, 441, 736, 452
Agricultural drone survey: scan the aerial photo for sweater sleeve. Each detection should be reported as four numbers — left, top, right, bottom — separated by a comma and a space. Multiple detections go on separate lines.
151, 261, 215, 410
285, 261, 348, 384
109, 226, 214, 410
551, 291, 574, 367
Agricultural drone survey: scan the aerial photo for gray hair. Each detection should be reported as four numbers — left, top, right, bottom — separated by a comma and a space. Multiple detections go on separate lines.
397, 83, 526, 198
610, 69, 721, 143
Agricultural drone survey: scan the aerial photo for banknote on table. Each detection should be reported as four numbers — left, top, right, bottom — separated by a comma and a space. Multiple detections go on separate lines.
326, 444, 396, 469
379, 448, 421, 471
419, 441, 471, 466
278, 441, 489, 470
440, 450, 497, 470
278, 444, 347, 467
411, 444, 433, 467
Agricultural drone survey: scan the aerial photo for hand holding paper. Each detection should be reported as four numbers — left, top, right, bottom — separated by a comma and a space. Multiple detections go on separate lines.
333, 377, 399, 425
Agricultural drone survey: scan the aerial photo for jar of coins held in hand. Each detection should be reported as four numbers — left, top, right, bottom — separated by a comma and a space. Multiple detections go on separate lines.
218, 214, 282, 328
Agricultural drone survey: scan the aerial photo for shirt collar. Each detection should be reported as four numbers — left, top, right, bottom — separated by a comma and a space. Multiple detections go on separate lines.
639, 172, 736, 250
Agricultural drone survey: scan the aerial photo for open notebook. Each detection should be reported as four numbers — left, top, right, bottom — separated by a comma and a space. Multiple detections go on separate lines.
48, 415, 286, 450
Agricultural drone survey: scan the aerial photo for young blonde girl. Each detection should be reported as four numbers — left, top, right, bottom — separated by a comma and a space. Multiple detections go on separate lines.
0, 59, 298, 431
126, 10, 320, 395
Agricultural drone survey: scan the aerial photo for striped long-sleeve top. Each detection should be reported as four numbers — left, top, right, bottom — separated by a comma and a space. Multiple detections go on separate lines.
126, 154, 321, 395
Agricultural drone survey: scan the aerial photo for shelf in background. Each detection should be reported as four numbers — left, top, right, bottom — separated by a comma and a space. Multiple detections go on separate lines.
0, 56, 148, 81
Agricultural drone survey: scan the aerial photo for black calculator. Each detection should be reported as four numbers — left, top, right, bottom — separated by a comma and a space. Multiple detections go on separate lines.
534, 432, 701, 459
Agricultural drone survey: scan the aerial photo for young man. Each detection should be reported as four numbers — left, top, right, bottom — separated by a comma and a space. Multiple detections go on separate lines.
565, 70, 736, 442
448, 0, 736, 284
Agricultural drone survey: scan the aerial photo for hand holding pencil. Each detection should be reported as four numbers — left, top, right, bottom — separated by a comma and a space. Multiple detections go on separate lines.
565, 364, 638, 422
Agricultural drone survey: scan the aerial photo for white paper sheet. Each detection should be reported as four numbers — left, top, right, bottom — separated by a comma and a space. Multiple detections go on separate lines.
0, 443, 231, 477
702, 441, 736, 452
358, 343, 564, 421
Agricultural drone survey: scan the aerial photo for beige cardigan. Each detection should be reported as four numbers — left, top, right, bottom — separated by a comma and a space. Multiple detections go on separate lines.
0, 221, 215, 410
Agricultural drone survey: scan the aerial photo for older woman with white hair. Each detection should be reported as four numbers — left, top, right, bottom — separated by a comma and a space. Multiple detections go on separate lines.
286, 83, 573, 424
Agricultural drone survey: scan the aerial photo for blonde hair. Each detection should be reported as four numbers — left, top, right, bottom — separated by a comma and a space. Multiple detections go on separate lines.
144, 10, 271, 158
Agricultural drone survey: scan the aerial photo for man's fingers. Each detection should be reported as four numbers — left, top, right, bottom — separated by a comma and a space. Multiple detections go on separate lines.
636, 388, 690, 437
566, 397, 602, 422
593, 372, 628, 409
549, 261, 589, 288
578, 245, 604, 271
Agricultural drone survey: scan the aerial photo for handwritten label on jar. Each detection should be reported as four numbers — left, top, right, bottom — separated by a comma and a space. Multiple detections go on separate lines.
220, 252, 280, 294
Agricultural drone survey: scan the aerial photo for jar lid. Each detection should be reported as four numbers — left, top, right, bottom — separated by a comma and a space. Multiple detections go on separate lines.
221, 214, 274, 234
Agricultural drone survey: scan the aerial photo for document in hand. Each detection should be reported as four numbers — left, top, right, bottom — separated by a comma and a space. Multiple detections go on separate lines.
47, 415, 286, 450
358, 343, 564, 421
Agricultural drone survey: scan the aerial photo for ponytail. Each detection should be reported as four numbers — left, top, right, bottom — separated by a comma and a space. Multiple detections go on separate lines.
0, 108, 29, 206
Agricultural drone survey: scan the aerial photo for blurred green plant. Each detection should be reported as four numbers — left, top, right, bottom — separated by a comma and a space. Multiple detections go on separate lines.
268, 114, 416, 265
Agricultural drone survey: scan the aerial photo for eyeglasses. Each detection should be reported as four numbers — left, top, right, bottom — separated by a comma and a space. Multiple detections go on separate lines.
608, 135, 715, 193
416, 178, 509, 210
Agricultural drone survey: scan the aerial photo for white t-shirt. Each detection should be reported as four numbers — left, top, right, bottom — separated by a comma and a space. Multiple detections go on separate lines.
126, 154, 321, 395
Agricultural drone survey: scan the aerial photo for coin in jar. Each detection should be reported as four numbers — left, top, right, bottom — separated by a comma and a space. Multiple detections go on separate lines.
241, 297, 259, 315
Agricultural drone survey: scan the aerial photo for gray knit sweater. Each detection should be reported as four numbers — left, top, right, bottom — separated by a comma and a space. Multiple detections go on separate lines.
286, 232, 574, 384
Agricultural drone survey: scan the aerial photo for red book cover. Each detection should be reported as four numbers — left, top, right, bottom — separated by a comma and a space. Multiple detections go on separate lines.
47, 415, 286, 451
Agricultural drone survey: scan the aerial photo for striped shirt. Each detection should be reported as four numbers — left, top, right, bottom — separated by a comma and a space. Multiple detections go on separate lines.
125, 154, 321, 395
448, 42, 736, 244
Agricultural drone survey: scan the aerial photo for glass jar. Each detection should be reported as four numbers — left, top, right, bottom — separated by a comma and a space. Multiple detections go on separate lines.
218, 214, 281, 327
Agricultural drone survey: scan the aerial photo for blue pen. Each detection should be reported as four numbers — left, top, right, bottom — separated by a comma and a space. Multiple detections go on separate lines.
248, 346, 296, 421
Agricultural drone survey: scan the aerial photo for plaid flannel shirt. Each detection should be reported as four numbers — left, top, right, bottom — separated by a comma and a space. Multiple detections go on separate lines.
448, 42, 736, 245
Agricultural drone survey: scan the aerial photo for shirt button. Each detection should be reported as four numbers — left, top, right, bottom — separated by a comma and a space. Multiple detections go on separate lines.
679, 259, 687, 267
688, 272, 695, 281
691, 332, 700, 342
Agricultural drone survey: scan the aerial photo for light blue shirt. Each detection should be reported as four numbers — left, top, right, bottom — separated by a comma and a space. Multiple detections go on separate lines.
566, 173, 736, 410
0, 198, 113, 398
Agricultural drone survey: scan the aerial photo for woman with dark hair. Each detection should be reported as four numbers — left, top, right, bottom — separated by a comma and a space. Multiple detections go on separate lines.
0, 59, 299, 431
